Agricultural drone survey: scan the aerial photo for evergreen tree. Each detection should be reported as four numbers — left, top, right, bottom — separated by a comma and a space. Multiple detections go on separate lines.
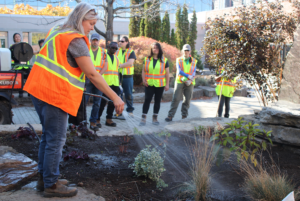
170, 28, 176, 46
152, 14, 161, 40
181, 5, 189, 46
139, 18, 145, 36
144, 2, 153, 38
188, 10, 198, 57
129, 17, 140, 37
161, 11, 170, 43
175, 6, 183, 49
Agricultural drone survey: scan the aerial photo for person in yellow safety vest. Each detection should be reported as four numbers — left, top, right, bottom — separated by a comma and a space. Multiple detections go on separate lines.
215, 67, 236, 118
165, 44, 197, 122
11, 33, 34, 98
97, 42, 121, 127
112, 36, 136, 120
140, 42, 170, 126
23, 3, 124, 197
84, 33, 108, 131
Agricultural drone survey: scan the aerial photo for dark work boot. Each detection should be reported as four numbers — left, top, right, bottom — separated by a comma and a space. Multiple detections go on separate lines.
165, 116, 172, 122
224, 114, 229, 118
139, 114, 146, 126
44, 180, 77, 198
96, 120, 102, 128
105, 119, 117, 127
152, 114, 159, 125
90, 122, 99, 131
36, 173, 69, 192
182, 115, 187, 119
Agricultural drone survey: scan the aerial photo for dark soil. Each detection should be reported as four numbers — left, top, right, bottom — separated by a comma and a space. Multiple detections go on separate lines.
133, 85, 145, 94
1, 131, 300, 201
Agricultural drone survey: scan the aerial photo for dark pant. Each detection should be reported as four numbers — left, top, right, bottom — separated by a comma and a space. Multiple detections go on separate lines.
121, 76, 134, 113
218, 95, 231, 118
85, 81, 102, 123
68, 94, 86, 126
142, 86, 165, 114
98, 85, 120, 120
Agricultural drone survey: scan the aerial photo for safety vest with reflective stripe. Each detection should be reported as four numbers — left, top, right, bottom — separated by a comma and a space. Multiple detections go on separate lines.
89, 47, 106, 73
115, 48, 134, 75
10, 43, 30, 68
103, 54, 120, 86
176, 57, 197, 85
215, 68, 236, 98
24, 27, 89, 116
144, 57, 167, 87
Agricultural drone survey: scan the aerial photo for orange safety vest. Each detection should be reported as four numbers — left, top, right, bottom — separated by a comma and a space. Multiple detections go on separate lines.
24, 27, 90, 116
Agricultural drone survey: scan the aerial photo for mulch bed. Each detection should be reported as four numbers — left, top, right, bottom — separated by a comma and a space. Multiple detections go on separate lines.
1, 130, 300, 200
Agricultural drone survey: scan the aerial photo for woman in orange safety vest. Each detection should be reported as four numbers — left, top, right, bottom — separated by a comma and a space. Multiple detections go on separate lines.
23, 2, 124, 198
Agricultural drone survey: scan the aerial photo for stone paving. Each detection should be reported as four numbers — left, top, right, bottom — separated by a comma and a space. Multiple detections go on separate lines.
11, 95, 262, 136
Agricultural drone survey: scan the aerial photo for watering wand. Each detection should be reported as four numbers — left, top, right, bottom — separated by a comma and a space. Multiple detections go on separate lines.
83, 92, 113, 103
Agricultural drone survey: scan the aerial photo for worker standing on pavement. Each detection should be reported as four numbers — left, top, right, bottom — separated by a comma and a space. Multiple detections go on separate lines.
165, 44, 197, 122
23, 3, 124, 198
215, 67, 236, 118
113, 36, 136, 119
97, 42, 120, 127
85, 33, 108, 131
140, 42, 170, 126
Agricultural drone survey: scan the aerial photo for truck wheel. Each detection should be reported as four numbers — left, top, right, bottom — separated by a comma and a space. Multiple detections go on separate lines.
0, 101, 12, 125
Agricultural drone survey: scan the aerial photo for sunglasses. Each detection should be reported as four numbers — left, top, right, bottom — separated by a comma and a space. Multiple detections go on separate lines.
184, 50, 190, 52
119, 41, 125, 43
111, 47, 118, 50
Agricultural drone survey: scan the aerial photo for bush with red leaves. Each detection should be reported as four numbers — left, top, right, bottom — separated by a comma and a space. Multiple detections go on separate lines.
64, 150, 89, 161
11, 127, 36, 140
77, 121, 96, 140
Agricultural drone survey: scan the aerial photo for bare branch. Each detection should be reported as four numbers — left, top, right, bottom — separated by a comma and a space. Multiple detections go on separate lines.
113, 0, 154, 12
94, 4, 108, 10
95, 26, 107, 38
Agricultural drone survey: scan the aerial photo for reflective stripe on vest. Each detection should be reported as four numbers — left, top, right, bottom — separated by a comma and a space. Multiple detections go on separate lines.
176, 57, 197, 85
23, 27, 90, 116
103, 54, 120, 86
144, 57, 167, 87
89, 47, 106, 73
115, 48, 134, 75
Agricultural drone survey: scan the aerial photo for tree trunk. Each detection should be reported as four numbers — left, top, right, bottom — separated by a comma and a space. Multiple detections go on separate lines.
105, 0, 114, 47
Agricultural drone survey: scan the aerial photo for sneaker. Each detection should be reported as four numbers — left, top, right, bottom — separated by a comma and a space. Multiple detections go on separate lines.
112, 113, 126, 120
165, 117, 172, 122
44, 180, 77, 198
90, 122, 99, 131
36, 173, 69, 192
182, 116, 187, 119
128, 112, 134, 118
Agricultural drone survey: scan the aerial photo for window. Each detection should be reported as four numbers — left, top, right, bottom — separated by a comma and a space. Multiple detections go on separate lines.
22, 32, 29, 43
0, 32, 8, 48
31, 32, 47, 52
113, 34, 120, 42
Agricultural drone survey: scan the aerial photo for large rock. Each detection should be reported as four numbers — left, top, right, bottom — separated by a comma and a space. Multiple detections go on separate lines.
0, 146, 38, 193
198, 86, 217, 97
279, 25, 300, 103
259, 106, 300, 128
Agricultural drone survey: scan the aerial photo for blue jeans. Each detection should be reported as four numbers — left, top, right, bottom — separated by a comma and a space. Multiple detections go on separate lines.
121, 76, 134, 113
85, 81, 102, 123
31, 95, 67, 188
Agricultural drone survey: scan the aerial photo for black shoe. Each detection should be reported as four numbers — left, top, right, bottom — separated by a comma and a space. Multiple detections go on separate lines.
165, 117, 172, 122
96, 121, 102, 128
112, 113, 126, 120
28, 93, 30, 97
90, 122, 99, 131
19, 93, 23, 98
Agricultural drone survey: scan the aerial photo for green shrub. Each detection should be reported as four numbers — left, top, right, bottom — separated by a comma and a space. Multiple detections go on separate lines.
129, 145, 168, 189
193, 51, 204, 70
195, 77, 209, 87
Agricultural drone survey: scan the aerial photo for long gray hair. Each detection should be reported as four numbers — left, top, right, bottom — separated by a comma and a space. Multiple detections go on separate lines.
58, 2, 99, 35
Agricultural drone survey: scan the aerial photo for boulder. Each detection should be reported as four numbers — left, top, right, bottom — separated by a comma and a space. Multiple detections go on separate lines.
233, 88, 248, 97
198, 86, 217, 97
258, 107, 300, 128
279, 24, 300, 104
0, 146, 38, 193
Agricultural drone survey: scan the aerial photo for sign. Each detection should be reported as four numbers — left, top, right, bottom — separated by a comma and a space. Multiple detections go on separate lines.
0, 72, 23, 89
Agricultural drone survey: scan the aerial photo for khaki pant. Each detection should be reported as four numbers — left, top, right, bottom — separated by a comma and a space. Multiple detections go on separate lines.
168, 82, 194, 118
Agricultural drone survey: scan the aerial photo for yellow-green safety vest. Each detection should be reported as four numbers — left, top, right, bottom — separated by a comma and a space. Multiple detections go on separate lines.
215, 69, 236, 98
176, 57, 197, 85
115, 48, 134, 75
10, 43, 30, 69
144, 57, 167, 87
103, 54, 120, 86
89, 47, 106, 73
